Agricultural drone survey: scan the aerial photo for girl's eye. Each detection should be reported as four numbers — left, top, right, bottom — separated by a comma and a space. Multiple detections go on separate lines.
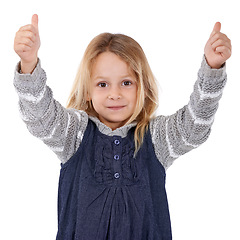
122, 80, 132, 86
98, 82, 108, 88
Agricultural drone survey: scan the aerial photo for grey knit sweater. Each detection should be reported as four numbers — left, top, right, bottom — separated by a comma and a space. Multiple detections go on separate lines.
13, 57, 227, 169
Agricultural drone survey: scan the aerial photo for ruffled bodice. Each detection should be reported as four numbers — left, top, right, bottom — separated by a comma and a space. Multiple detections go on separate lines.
93, 132, 140, 185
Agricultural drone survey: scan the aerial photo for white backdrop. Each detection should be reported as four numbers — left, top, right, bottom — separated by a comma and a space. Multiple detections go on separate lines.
1, 0, 239, 239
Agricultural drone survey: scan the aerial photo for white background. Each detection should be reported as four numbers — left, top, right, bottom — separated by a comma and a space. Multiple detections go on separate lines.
1, 0, 239, 239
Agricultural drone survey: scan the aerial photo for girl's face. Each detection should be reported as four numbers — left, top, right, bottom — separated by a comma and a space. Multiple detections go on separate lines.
89, 52, 137, 130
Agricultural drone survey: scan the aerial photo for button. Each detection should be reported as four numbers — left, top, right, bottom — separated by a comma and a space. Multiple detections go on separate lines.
114, 139, 120, 145
114, 155, 120, 160
114, 172, 120, 179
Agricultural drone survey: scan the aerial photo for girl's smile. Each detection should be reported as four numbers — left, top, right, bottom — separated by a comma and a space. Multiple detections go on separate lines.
89, 52, 137, 130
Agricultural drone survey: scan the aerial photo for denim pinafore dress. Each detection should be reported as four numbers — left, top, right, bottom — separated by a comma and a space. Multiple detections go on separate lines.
56, 120, 172, 240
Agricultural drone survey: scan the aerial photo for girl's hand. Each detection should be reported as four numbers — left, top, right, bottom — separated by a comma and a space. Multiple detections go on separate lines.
204, 22, 231, 69
14, 14, 40, 73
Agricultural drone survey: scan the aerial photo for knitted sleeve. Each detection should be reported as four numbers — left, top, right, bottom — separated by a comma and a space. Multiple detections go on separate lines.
150, 56, 227, 170
13, 60, 89, 164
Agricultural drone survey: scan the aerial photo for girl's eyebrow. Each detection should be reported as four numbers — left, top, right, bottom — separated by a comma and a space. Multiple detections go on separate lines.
93, 74, 134, 81
121, 75, 134, 79
93, 76, 107, 81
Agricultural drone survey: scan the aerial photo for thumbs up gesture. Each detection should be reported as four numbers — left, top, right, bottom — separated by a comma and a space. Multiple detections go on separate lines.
14, 14, 40, 73
204, 22, 232, 69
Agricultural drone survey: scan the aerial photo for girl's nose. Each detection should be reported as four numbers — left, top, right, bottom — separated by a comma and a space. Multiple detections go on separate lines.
108, 87, 122, 100
108, 94, 121, 100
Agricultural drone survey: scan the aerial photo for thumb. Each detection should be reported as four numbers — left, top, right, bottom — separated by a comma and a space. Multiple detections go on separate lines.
210, 22, 221, 37
31, 14, 39, 30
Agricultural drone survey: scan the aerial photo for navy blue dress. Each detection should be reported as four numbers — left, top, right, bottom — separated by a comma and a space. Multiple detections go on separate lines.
56, 120, 172, 240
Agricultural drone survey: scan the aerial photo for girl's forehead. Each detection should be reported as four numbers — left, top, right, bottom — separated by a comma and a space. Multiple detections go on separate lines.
91, 52, 135, 79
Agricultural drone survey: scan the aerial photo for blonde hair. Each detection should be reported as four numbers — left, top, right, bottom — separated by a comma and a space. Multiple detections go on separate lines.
67, 33, 158, 154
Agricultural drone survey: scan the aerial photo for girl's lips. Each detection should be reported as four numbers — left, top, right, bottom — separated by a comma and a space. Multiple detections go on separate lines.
107, 106, 126, 110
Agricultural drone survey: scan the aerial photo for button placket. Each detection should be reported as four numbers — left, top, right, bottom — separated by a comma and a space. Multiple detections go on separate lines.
112, 137, 122, 182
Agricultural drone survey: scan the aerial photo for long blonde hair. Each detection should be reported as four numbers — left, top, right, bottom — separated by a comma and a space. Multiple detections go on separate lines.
67, 33, 158, 154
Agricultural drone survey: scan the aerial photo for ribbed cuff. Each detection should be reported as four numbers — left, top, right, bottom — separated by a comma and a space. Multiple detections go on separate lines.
13, 58, 46, 94
199, 55, 227, 80
198, 56, 227, 93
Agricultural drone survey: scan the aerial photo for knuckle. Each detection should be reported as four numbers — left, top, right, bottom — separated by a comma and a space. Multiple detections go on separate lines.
28, 31, 35, 40
219, 39, 224, 45
22, 44, 30, 52
24, 45, 30, 51
25, 38, 33, 46
19, 26, 24, 31
29, 25, 35, 32
215, 32, 221, 38
223, 33, 228, 38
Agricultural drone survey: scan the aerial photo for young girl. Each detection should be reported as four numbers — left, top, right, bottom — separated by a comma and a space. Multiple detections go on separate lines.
14, 14, 231, 240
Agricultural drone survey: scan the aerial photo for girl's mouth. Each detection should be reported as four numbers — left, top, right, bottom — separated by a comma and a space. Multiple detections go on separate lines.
107, 106, 126, 110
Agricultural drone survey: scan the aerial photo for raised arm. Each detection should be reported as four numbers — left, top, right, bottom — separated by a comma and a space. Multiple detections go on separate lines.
13, 15, 88, 163
150, 22, 231, 169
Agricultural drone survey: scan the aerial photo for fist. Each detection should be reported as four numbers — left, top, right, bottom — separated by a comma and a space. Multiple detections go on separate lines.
14, 14, 40, 73
204, 22, 232, 69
